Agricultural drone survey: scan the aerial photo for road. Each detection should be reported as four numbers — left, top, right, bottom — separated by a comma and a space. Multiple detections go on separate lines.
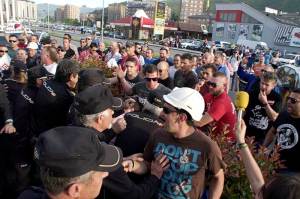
48, 30, 201, 57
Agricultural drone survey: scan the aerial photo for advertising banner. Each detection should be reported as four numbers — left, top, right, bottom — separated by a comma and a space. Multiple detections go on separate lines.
154, 2, 165, 35
289, 28, 300, 47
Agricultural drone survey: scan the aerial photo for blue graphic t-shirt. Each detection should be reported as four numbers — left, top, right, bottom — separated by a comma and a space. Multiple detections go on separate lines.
144, 129, 224, 199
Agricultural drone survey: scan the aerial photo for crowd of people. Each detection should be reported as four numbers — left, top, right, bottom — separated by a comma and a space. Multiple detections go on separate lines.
0, 31, 299, 199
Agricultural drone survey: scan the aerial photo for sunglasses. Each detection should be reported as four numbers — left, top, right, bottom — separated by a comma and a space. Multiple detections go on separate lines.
207, 81, 218, 88
0, 50, 8, 53
163, 106, 178, 114
9, 40, 17, 43
145, 77, 158, 82
18, 39, 25, 41
287, 97, 300, 104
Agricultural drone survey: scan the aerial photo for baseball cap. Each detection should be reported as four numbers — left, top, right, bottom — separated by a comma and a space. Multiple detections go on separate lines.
78, 69, 110, 92
163, 87, 205, 121
34, 126, 122, 177
27, 42, 38, 50
74, 84, 122, 115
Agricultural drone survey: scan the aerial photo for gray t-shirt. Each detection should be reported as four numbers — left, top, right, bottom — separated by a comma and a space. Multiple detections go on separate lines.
132, 81, 171, 99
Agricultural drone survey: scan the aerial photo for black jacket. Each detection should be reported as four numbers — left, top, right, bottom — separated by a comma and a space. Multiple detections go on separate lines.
34, 80, 75, 135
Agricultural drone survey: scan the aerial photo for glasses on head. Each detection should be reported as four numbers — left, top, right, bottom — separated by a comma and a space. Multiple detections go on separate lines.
9, 40, 17, 43
287, 97, 300, 104
0, 50, 8, 53
145, 77, 158, 82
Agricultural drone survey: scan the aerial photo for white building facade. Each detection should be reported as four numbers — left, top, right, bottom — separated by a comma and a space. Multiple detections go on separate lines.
0, 0, 37, 25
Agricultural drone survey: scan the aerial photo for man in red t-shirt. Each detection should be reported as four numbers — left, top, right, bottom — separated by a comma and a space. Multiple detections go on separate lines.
195, 72, 237, 139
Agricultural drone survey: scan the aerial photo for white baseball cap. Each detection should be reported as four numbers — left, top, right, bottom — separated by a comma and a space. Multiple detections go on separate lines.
27, 42, 38, 50
163, 87, 205, 121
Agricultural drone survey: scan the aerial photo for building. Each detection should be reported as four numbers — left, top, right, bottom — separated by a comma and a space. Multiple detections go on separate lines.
212, 2, 300, 51
0, 0, 37, 25
179, 13, 214, 37
64, 4, 80, 20
127, 1, 171, 21
180, 0, 204, 22
108, 2, 127, 23
54, 7, 64, 22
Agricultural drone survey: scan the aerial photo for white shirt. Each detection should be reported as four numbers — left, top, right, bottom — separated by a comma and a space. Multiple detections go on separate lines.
169, 66, 178, 79
0, 54, 11, 71
44, 62, 58, 75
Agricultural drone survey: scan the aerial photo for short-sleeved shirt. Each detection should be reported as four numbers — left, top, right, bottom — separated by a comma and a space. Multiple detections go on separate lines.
204, 92, 236, 139
143, 129, 225, 199
273, 111, 300, 172
132, 81, 171, 99
244, 89, 281, 143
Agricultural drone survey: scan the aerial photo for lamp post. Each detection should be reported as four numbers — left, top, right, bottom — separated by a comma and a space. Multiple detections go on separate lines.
101, 0, 104, 41
47, 3, 49, 32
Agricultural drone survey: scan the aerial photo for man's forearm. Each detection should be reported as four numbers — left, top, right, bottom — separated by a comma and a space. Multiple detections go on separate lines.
264, 104, 278, 121
208, 169, 224, 199
263, 127, 276, 147
119, 77, 133, 95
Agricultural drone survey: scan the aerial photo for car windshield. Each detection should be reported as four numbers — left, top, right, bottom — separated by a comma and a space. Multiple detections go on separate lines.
283, 54, 296, 59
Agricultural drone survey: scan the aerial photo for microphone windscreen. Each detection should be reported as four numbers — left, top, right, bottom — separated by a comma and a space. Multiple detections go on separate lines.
235, 91, 249, 110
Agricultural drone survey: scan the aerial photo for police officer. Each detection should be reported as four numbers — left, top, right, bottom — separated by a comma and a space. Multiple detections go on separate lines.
33, 59, 80, 135
18, 126, 122, 199
72, 84, 166, 199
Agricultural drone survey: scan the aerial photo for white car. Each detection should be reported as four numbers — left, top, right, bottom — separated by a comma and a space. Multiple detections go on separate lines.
277, 64, 300, 89
279, 54, 300, 65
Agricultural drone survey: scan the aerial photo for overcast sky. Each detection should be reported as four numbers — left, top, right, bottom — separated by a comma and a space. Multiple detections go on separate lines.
34, 0, 127, 8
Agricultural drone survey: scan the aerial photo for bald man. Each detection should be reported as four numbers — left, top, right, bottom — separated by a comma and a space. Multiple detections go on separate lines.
157, 61, 174, 89
194, 72, 236, 140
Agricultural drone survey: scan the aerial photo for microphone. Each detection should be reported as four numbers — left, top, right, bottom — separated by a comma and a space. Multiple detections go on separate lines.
235, 91, 249, 123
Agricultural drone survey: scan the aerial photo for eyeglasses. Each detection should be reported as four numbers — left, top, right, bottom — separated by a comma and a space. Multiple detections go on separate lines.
207, 81, 218, 88
163, 106, 178, 114
287, 97, 300, 104
145, 77, 158, 82
9, 40, 17, 43
0, 50, 8, 53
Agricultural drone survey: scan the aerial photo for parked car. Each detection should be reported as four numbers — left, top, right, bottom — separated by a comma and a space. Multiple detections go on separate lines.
279, 54, 300, 65
277, 64, 300, 89
215, 41, 231, 51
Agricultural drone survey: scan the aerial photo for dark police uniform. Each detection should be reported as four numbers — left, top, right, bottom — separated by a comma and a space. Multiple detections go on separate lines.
33, 80, 75, 135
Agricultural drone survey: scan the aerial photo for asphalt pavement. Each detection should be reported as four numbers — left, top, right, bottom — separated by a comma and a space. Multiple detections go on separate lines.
47, 30, 201, 57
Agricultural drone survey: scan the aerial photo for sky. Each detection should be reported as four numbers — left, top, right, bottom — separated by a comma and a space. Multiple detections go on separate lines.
34, 0, 127, 8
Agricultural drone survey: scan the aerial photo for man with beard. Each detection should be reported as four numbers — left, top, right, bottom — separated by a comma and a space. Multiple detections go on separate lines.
194, 72, 236, 140
264, 89, 300, 173
129, 87, 225, 199
195, 63, 217, 96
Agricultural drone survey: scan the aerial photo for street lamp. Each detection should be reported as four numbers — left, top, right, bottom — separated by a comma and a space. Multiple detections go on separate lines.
101, 0, 104, 41
47, 3, 49, 32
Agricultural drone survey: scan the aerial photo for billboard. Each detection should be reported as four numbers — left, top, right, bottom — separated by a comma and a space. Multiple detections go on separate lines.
290, 28, 300, 47
154, 2, 165, 35
250, 24, 263, 41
